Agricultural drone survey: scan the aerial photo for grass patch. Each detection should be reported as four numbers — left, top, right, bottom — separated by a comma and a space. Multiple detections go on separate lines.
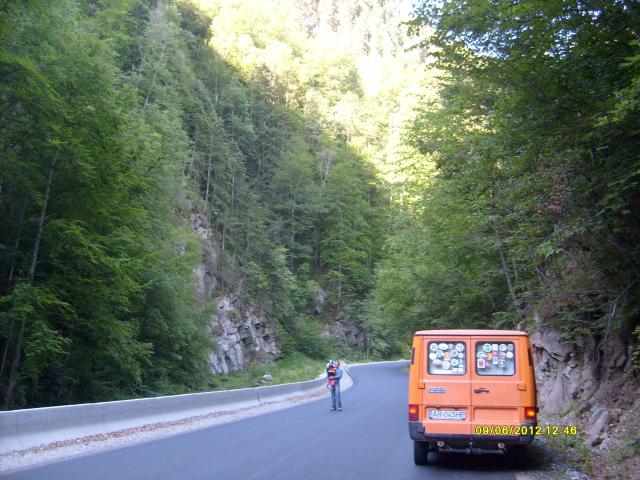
206, 355, 326, 391
343, 350, 409, 363
544, 431, 594, 475
203, 353, 407, 392
610, 430, 640, 463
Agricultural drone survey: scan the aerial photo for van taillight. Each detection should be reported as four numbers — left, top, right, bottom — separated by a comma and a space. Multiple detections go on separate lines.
525, 407, 537, 419
409, 404, 419, 421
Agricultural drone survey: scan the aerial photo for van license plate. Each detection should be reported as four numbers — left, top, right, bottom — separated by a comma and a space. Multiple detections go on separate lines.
429, 410, 466, 420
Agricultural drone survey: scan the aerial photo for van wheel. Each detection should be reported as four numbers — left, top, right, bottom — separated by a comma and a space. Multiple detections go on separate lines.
413, 441, 430, 465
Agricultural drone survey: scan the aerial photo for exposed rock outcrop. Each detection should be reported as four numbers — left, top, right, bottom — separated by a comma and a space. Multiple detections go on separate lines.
191, 212, 278, 375
191, 212, 217, 299
312, 285, 326, 315
530, 323, 639, 453
320, 315, 366, 350
312, 284, 367, 349
207, 296, 277, 374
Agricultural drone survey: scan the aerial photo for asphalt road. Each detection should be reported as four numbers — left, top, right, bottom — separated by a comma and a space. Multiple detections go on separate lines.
2, 362, 519, 480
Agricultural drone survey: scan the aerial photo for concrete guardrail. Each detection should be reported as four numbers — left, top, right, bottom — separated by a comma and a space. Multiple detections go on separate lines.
0, 375, 326, 454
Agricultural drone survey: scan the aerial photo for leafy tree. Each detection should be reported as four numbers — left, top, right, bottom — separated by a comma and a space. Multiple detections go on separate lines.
373, 0, 640, 352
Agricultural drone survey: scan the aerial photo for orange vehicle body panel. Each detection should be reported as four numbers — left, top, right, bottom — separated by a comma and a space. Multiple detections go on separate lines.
408, 329, 537, 451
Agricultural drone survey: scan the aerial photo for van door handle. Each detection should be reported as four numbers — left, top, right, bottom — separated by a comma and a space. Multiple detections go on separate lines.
474, 387, 490, 393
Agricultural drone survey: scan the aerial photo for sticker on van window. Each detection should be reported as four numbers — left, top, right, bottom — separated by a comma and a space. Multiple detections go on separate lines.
456, 343, 464, 351
428, 342, 466, 375
476, 341, 515, 376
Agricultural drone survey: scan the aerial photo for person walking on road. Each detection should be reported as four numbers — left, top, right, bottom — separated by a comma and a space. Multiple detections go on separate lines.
329, 361, 351, 411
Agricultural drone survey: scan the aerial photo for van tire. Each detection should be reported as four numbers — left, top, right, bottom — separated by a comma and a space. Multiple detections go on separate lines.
413, 441, 430, 465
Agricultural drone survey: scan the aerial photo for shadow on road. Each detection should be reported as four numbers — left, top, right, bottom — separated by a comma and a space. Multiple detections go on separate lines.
424, 443, 548, 473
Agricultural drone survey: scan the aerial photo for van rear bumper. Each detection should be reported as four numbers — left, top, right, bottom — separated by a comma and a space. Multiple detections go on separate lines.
409, 421, 536, 449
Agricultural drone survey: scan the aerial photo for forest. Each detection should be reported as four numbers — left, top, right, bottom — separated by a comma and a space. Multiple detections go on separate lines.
1, 0, 638, 416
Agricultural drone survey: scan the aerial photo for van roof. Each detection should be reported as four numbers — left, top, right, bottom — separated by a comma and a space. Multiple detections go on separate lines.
414, 329, 528, 336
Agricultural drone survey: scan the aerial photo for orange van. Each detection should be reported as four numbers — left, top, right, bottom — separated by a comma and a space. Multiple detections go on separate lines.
408, 329, 537, 464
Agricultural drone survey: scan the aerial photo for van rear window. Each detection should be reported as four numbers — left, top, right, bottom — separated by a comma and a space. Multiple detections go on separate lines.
427, 342, 466, 375
475, 341, 515, 376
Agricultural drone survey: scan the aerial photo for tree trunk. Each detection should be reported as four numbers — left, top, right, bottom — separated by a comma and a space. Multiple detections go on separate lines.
489, 184, 522, 322
365, 323, 369, 358
498, 243, 519, 319
230, 167, 235, 213
319, 148, 334, 198
290, 202, 295, 270
204, 137, 213, 206
5, 207, 25, 293
0, 209, 25, 380
0, 320, 14, 379
3, 151, 57, 409
511, 256, 520, 283
337, 264, 342, 310
142, 41, 166, 113
187, 124, 197, 177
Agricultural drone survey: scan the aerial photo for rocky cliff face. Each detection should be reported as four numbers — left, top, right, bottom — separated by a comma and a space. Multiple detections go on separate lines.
207, 296, 278, 374
320, 316, 366, 350
312, 286, 367, 350
530, 319, 639, 460
191, 212, 278, 375
191, 213, 369, 374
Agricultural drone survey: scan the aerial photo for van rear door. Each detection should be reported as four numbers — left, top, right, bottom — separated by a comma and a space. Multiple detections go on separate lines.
421, 336, 471, 436
470, 336, 524, 431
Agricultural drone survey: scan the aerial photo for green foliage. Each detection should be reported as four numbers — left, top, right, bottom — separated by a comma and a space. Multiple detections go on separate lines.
0, 0, 414, 408
0, 0, 210, 407
286, 316, 332, 360
0, 284, 71, 406
373, 0, 640, 347
206, 354, 324, 390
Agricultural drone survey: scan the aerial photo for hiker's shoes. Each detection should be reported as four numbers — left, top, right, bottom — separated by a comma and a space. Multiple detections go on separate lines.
337, 407, 342, 411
